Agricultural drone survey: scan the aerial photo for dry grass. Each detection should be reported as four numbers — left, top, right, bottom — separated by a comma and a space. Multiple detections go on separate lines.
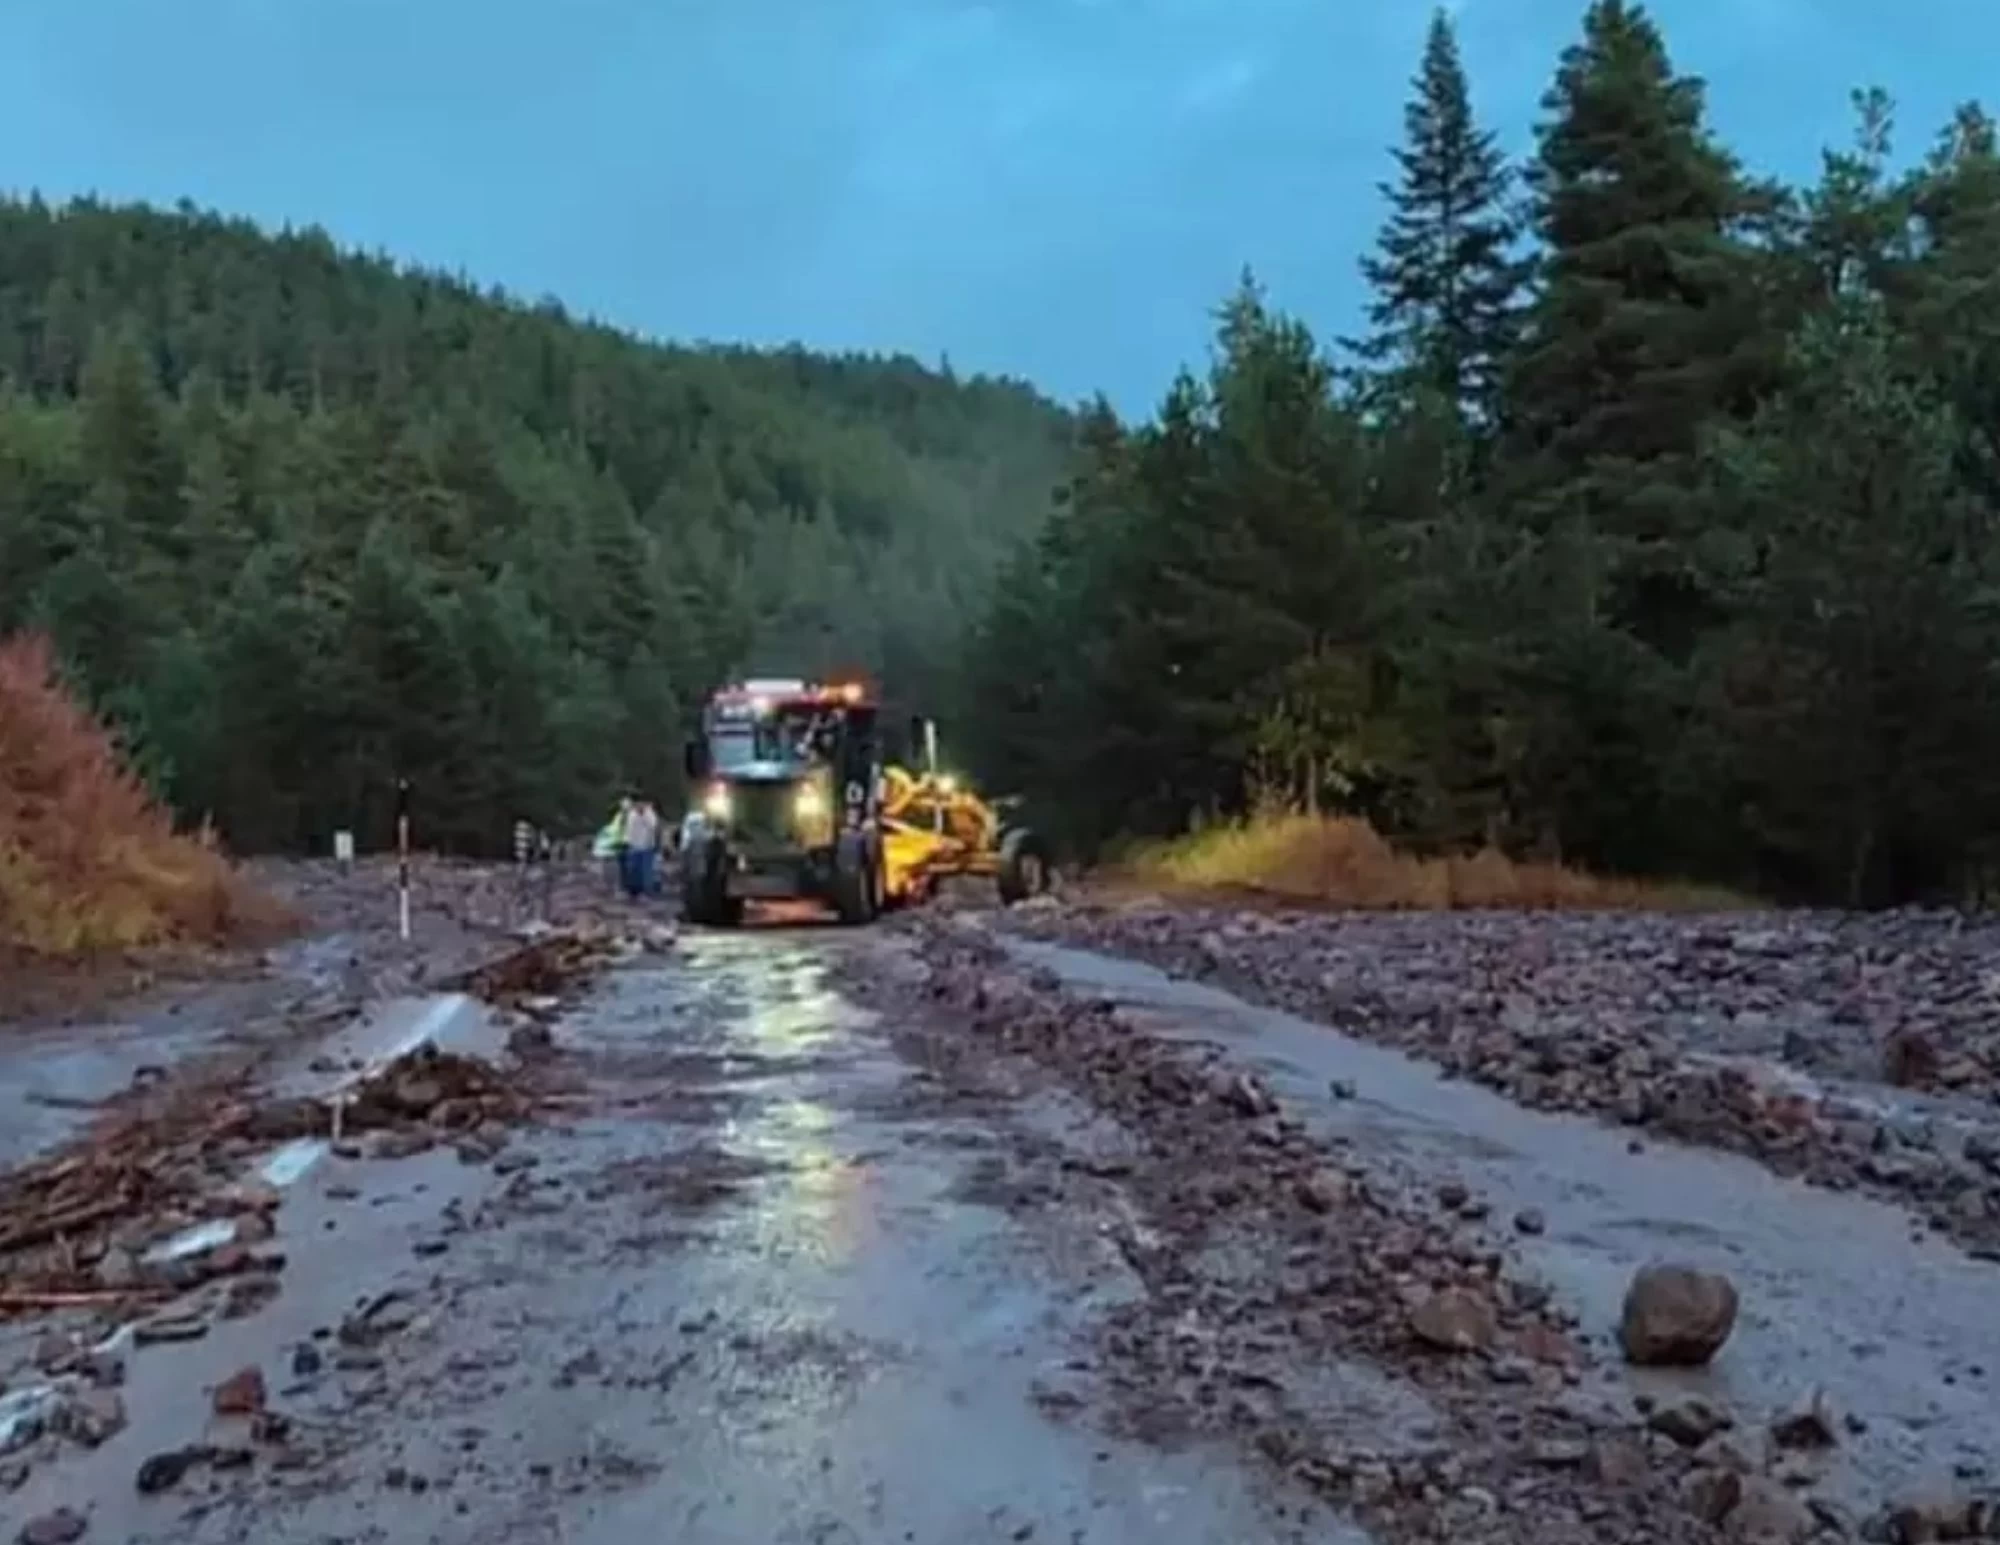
0, 633, 289, 963
1121, 812, 1758, 912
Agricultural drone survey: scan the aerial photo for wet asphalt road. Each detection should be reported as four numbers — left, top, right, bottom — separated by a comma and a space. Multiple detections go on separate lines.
6, 920, 1998, 1541
4, 929, 1307, 1544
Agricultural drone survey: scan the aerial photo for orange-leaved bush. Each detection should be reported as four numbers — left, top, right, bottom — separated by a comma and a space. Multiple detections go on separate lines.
0, 632, 281, 959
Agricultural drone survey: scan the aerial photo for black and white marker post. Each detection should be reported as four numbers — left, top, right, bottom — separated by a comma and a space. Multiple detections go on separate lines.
395, 777, 412, 943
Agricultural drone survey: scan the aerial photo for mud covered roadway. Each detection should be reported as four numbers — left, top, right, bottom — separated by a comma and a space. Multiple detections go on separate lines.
0, 874, 1994, 1545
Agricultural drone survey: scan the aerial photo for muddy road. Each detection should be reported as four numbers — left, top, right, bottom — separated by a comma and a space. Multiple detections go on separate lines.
3, 885, 1997, 1544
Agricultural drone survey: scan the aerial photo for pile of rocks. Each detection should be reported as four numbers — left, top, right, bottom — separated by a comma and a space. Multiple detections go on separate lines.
1001, 901, 2000, 1257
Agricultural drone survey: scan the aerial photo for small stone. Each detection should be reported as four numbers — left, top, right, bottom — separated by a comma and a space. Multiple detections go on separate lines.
135, 1447, 203, 1494
1529, 1439, 1589, 1468
1725, 1477, 1814, 1542
291, 1344, 323, 1377
212, 1366, 267, 1416
1618, 1262, 1739, 1367
93, 1247, 139, 1289
1686, 1467, 1744, 1526
1514, 1208, 1547, 1236
1295, 1170, 1350, 1213
1879, 1491, 1989, 1542
1407, 1288, 1498, 1354
17, 1508, 88, 1545
1438, 1180, 1469, 1209
55, 1390, 126, 1447
1328, 1079, 1356, 1099
1649, 1396, 1730, 1447
223, 1275, 282, 1319
1770, 1387, 1838, 1450
1590, 1435, 1650, 1487
1221, 1073, 1277, 1117
134, 1314, 209, 1346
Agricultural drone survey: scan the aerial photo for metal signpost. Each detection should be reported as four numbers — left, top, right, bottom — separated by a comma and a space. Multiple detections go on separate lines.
395, 778, 412, 942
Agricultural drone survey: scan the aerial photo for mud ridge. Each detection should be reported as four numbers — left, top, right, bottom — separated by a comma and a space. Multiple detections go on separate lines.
999, 900, 2000, 1263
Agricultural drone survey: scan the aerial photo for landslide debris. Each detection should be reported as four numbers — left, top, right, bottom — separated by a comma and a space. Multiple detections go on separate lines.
0, 1041, 542, 1311
843, 917, 1815, 1545
1000, 900, 2000, 1258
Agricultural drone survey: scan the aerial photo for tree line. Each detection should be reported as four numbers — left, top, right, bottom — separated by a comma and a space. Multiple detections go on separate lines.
958, 0, 2000, 907
0, 197, 1073, 853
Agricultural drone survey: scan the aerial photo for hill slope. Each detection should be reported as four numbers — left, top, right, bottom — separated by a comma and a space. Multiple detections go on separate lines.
0, 195, 1075, 852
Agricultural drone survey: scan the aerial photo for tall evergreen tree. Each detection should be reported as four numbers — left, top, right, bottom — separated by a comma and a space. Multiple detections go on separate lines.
1352, 9, 1523, 431
1500, 0, 1768, 659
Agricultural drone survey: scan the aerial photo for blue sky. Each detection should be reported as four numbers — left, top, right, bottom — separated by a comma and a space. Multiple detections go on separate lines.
2, 1, 1995, 414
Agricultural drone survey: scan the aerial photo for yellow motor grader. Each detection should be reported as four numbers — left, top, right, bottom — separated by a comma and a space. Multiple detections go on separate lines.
677, 678, 1051, 926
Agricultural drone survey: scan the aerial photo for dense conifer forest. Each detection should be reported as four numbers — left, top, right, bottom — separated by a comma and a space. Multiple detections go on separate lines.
0, 196, 1072, 852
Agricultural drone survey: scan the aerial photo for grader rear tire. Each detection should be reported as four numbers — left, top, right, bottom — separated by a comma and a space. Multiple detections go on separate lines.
997, 827, 1051, 905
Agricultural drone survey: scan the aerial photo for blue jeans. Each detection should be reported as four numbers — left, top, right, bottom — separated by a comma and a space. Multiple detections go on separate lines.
621, 846, 655, 899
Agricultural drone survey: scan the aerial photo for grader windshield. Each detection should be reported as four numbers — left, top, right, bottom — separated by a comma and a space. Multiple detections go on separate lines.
700, 681, 867, 775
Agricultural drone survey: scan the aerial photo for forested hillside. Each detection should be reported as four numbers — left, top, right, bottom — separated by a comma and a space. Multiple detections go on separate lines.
0, 197, 1073, 853
960, 0, 2000, 908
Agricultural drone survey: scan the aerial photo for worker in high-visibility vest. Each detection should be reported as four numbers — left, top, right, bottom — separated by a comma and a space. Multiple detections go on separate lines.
594, 798, 632, 894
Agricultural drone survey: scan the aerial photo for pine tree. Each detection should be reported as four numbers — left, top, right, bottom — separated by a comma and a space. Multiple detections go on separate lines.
1500, 0, 1771, 660
1352, 9, 1523, 430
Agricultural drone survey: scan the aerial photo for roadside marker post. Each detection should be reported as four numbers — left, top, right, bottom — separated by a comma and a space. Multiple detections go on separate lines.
396, 778, 412, 942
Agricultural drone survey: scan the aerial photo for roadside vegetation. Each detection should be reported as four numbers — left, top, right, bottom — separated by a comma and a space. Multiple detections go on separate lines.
959, 2, 2000, 910
1123, 813, 1755, 912
0, 633, 280, 961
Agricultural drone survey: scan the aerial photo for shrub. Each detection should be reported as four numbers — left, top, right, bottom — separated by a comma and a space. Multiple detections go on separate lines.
1122, 813, 1756, 912
0, 633, 285, 960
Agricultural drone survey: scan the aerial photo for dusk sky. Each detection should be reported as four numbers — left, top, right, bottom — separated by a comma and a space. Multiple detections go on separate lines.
2, 1, 1995, 414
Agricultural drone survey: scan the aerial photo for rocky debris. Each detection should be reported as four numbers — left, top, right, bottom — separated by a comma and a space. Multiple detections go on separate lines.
1769, 1388, 1838, 1450
211, 1365, 267, 1415
1408, 1287, 1499, 1353
445, 929, 621, 1012
133, 1443, 226, 1495
50, 1388, 126, 1447
1619, 1263, 1740, 1367
1647, 1396, 1730, 1447
1871, 1491, 1999, 1541
1, 1022, 550, 1313
337, 1288, 419, 1348
16, 1509, 88, 1545
844, 916, 1761, 1545
998, 900, 2000, 1256
1694, 1473, 1816, 1542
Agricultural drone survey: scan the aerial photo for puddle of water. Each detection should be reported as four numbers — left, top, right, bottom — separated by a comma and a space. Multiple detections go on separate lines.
1007, 938, 2000, 1506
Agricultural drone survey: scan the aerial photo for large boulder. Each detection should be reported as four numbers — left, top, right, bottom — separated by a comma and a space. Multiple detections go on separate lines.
1618, 1262, 1739, 1367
